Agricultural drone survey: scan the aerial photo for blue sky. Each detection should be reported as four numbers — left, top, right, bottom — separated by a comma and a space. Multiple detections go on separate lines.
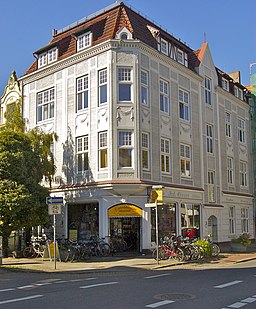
0, 0, 255, 95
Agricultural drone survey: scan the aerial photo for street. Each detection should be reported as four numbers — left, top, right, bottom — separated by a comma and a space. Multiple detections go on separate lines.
0, 260, 256, 308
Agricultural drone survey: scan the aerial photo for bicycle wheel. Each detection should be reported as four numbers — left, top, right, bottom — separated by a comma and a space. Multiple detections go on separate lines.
99, 243, 111, 257
152, 247, 168, 260
23, 247, 32, 258
173, 248, 185, 262
211, 243, 220, 257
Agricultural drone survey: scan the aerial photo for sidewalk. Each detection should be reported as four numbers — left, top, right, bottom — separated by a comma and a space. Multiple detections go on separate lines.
1, 251, 256, 273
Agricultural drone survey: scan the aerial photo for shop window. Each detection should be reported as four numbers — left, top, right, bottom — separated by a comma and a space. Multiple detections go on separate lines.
181, 204, 200, 239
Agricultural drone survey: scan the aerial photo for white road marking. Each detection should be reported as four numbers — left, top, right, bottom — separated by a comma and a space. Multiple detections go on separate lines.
70, 278, 96, 282
227, 302, 247, 308
0, 294, 43, 305
0, 288, 15, 293
17, 285, 35, 289
54, 280, 68, 284
80, 282, 119, 289
145, 300, 175, 308
241, 297, 256, 303
144, 274, 170, 279
35, 282, 52, 286
214, 280, 243, 288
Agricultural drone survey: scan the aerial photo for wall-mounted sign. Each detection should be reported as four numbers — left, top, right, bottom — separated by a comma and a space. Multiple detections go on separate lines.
108, 204, 142, 217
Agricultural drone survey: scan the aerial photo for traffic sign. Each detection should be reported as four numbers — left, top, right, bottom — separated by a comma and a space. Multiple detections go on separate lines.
48, 204, 62, 215
145, 203, 157, 208
46, 197, 63, 205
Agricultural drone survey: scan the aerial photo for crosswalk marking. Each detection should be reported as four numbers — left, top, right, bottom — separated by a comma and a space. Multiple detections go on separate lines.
241, 297, 256, 303
227, 302, 247, 308
145, 300, 174, 308
214, 280, 243, 288
0, 294, 43, 305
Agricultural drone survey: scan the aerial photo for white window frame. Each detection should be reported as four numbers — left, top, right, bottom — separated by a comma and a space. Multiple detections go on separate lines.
238, 118, 245, 143
142, 132, 150, 170
206, 124, 213, 154
160, 39, 168, 55
76, 75, 89, 111
38, 47, 57, 68
229, 206, 236, 234
99, 131, 108, 169
205, 77, 212, 105
98, 68, 108, 105
225, 112, 232, 138
38, 52, 47, 68
118, 131, 133, 168
160, 79, 169, 113
222, 78, 229, 91
180, 144, 191, 177
37, 88, 55, 122
208, 170, 215, 202
240, 161, 247, 187
48, 47, 57, 64
76, 135, 89, 173
77, 32, 91, 51
241, 208, 249, 233
227, 157, 234, 185
161, 138, 170, 174
179, 89, 189, 121
141, 70, 149, 106
177, 49, 188, 66
118, 67, 132, 102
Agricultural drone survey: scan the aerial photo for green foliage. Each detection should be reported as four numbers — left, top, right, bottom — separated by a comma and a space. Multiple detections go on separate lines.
2, 99, 25, 133
193, 239, 213, 257
231, 233, 251, 246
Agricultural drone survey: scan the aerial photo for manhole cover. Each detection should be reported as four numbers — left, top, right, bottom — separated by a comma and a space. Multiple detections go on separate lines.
154, 293, 195, 301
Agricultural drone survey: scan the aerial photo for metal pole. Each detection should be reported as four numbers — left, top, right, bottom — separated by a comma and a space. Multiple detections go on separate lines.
155, 201, 159, 264
53, 214, 56, 270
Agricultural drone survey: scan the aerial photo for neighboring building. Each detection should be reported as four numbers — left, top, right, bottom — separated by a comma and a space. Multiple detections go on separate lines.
10, 2, 253, 250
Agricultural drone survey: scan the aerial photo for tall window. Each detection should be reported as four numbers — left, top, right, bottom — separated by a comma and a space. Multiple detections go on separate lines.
38, 53, 47, 68
208, 170, 215, 202
180, 144, 191, 177
238, 118, 245, 143
142, 132, 150, 170
118, 131, 133, 168
141, 70, 149, 105
37, 88, 54, 122
179, 89, 189, 121
160, 79, 169, 113
77, 32, 91, 51
240, 161, 247, 187
229, 207, 235, 234
160, 39, 168, 55
225, 112, 232, 138
177, 49, 188, 67
99, 131, 108, 169
98, 69, 107, 105
161, 138, 170, 173
118, 68, 132, 102
77, 75, 89, 111
227, 157, 234, 185
206, 124, 213, 153
241, 208, 249, 233
76, 135, 89, 172
205, 77, 212, 105
222, 78, 229, 91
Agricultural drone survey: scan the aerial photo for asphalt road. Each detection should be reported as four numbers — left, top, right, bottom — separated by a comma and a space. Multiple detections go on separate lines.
0, 261, 256, 309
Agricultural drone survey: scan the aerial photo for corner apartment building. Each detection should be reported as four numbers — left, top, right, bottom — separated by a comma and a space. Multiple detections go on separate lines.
2, 2, 254, 250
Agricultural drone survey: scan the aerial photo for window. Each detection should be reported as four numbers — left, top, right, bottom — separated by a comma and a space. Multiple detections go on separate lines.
48, 48, 57, 63
177, 49, 188, 66
77, 32, 91, 51
141, 70, 149, 105
227, 157, 234, 185
229, 207, 235, 234
118, 68, 132, 102
222, 78, 229, 91
241, 208, 249, 233
208, 170, 215, 202
205, 77, 212, 105
240, 161, 247, 187
160, 39, 168, 55
180, 144, 191, 177
238, 118, 245, 143
142, 133, 150, 170
161, 138, 170, 173
76, 75, 89, 111
179, 89, 189, 121
98, 69, 107, 105
118, 131, 133, 168
37, 88, 54, 122
234, 86, 243, 100
121, 33, 128, 40
206, 124, 213, 153
160, 79, 169, 113
38, 48, 57, 68
99, 131, 108, 169
76, 135, 89, 172
225, 112, 232, 138
38, 53, 47, 68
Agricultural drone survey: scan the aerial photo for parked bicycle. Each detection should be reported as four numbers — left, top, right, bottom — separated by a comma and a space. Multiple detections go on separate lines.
152, 236, 185, 262
23, 236, 46, 258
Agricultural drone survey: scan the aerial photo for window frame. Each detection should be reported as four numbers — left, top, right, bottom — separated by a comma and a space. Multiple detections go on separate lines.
161, 138, 171, 174
225, 112, 232, 138
76, 135, 89, 173
222, 78, 229, 91
37, 88, 55, 122
179, 88, 190, 121
77, 32, 92, 51
38, 47, 57, 68
118, 131, 133, 168
98, 131, 108, 169
142, 132, 150, 170
118, 67, 132, 102
159, 79, 169, 113
180, 144, 191, 177
76, 75, 89, 111
238, 118, 245, 143
141, 70, 149, 106
241, 208, 249, 233
98, 68, 108, 105
227, 157, 234, 185
205, 77, 212, 105
229, 206, 236, 235
240, 161, 247, 187
206, 124, 213, 154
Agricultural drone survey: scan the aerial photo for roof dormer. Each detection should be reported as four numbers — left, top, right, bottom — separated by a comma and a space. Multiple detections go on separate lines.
116, 27, 133, 40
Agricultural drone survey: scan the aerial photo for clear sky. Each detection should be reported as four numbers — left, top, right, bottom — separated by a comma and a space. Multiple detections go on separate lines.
0, 0, 255, 95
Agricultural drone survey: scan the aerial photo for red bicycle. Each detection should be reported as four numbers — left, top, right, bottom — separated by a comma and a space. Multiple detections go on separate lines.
152, 238, 185, 262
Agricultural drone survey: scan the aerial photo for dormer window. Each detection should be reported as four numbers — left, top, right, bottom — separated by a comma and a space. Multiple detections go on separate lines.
116, 27, 133, 40
234, 86, 243, 100
121, 33, 128, 40
77, 32, 92, 51
38, 47, 57, 68
222, 78, 229, 91
177, 49, 188, 67
160, 39, 168, 55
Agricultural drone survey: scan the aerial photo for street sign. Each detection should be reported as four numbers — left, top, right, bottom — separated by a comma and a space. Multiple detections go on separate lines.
48, 204, 62, 215
46, 196, 64, 205
145, 203, 157, 208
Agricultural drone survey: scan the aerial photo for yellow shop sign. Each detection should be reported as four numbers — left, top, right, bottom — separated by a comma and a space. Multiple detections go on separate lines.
108, 204, 142, 217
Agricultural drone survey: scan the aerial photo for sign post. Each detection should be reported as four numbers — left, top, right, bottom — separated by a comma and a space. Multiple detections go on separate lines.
46, 196, 63, 270
0, 236, 2, 265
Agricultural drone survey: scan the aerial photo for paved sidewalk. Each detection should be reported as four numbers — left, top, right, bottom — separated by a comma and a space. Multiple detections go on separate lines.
0, 251, 255, 273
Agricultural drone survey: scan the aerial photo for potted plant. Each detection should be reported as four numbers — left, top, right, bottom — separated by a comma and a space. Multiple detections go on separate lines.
231, 233, 251, 252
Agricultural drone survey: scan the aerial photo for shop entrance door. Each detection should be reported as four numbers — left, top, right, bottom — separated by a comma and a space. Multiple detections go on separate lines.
109, 217, 140, 252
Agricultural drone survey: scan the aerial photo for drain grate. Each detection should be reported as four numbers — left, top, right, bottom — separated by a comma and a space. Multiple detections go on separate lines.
154, 293, 195, 301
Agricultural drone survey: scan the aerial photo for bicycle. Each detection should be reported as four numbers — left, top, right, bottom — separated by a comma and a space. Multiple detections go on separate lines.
152, 237, 185, 262
23, 238, 46, 258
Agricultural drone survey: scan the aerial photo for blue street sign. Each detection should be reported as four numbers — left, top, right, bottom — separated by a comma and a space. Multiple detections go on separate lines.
46, 197, 64, 205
